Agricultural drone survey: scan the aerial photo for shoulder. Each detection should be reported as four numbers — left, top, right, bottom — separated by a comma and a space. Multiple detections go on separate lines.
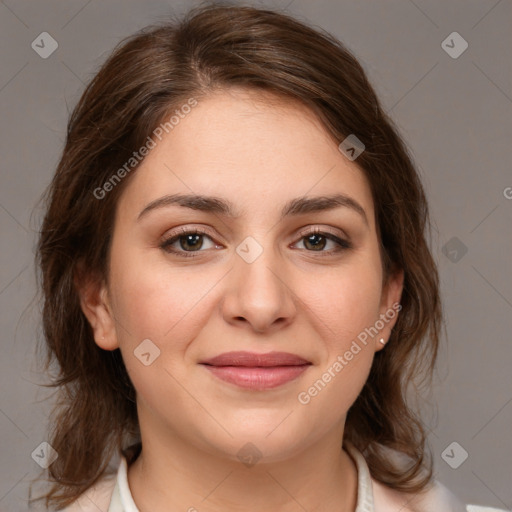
466, 507, 509, 512
372, 477, 508, 512
343, 440, 506, 512
372, 477, 465, 512
61, 472, 117, 512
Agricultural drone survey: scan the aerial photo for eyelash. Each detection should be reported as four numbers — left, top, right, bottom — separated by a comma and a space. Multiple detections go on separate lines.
159, 227, 352, 259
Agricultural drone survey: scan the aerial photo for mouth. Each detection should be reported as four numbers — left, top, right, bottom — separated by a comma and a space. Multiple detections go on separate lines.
199, 351, 312, 390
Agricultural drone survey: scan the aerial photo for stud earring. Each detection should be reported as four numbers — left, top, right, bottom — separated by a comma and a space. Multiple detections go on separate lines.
379, 338, 386, 345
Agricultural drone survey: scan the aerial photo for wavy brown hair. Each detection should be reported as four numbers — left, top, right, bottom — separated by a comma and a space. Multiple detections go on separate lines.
33, 2, 442, 509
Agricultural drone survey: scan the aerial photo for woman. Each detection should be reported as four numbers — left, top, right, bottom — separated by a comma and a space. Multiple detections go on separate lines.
33, 3, 504, 511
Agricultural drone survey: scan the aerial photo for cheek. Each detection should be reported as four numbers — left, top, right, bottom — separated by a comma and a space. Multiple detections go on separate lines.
110, 253, 215, 418
292, 258, 381, 414
295, 348, 373, 440
300, 260, 383, 349
109, 245, 219, 342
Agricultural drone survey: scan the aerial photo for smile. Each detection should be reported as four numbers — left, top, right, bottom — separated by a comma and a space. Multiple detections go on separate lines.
199, 351, 312, 390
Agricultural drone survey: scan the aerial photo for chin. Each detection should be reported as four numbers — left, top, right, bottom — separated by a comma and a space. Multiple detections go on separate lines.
201, 416, 314, 465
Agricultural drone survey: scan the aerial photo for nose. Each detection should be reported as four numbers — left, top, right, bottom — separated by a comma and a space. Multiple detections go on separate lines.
221, 246, 297, 334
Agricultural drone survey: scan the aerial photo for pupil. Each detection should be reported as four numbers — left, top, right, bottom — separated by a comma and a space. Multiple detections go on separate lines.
306, 234, 326, 251
182, 234, 202, 251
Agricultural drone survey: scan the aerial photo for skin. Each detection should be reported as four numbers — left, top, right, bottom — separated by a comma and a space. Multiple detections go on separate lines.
79, 87, 404, 512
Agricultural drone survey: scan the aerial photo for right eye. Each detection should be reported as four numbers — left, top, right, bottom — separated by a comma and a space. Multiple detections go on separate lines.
159, 228, 222, 257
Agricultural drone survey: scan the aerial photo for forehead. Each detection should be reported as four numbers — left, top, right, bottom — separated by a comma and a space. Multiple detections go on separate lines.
117, 88, 375, 226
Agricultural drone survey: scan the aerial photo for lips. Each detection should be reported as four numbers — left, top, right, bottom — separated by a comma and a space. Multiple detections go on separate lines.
199, 351, 311, 390
200, 351, 310, 367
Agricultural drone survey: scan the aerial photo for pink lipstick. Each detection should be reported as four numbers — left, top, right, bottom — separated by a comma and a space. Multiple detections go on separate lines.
199, 351, 311, 390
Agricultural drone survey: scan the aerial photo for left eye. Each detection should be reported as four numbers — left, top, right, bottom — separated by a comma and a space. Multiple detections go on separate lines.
293, 231, 350, 252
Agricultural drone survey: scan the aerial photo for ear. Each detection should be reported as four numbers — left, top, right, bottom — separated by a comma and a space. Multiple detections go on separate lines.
74, 264, 119, 351
375, 267, 404, 352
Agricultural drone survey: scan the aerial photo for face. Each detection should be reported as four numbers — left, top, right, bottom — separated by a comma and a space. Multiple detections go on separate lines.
82, 88, 403, 463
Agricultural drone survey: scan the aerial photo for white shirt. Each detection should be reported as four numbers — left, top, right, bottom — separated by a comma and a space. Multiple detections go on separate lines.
63, 442, 506, 512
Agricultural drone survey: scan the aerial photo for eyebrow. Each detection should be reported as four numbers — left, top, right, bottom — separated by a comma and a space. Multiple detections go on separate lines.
137, 192, 368, 226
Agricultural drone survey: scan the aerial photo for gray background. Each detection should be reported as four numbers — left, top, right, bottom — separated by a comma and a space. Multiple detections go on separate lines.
1, 0, 511, 510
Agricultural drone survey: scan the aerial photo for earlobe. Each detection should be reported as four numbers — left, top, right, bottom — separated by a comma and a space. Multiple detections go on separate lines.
381, 268, 404, 317
375, 268, 404, 352
75, 269, 119, 351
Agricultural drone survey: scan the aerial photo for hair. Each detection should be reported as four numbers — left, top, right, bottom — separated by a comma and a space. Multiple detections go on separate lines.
33, 2, 443, 509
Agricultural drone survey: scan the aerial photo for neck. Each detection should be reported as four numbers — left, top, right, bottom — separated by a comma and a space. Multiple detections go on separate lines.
127, 420, 358, 512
